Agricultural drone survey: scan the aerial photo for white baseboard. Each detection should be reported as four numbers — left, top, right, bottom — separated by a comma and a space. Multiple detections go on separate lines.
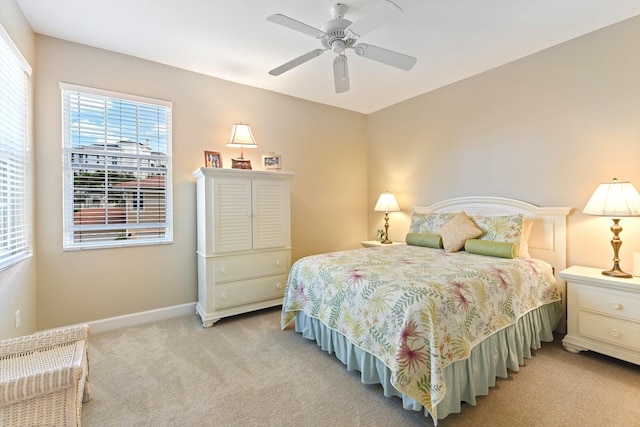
86, 302, 196, 334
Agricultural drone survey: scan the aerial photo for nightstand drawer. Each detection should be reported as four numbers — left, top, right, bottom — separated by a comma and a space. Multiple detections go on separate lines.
578, 313, 640, 351
578, 287, 640, 322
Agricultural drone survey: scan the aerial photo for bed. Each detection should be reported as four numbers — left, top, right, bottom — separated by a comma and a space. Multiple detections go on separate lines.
281, 196, 571, 424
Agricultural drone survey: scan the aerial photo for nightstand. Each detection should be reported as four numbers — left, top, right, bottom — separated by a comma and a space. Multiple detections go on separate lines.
361, 240, 406, 248
560, 265, 640, 365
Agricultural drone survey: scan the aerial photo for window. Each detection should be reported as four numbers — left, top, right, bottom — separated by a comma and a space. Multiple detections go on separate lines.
0, 25, 32, 271
61, 83, 173, 250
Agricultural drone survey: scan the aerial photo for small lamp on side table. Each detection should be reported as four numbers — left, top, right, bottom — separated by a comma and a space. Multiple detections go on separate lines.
583, 178, 640, 278
374, 192, 400, 244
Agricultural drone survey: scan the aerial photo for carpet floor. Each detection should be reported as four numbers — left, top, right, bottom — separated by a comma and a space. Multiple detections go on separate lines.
81, 307, 640, 426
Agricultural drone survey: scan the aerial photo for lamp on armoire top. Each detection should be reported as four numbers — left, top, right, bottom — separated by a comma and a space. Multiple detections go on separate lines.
583, 178, 640, 278
374, 192, 400, 244
226, 123, 258, 169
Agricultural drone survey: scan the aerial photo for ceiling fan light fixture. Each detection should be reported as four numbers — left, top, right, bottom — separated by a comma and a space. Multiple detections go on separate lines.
332, 39, 346, 53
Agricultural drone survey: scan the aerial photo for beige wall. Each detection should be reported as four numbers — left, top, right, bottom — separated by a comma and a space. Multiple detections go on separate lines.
367, 15, 640, 273
5, 7, 640, 334
0, 0, 36, 338
34, 36, 367, 330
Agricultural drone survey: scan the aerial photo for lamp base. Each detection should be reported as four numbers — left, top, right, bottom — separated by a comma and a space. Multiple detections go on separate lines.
603, 219, 633, 278
602, 265, 633, 278
381, 212, 392, 244
231, 158, 252, 169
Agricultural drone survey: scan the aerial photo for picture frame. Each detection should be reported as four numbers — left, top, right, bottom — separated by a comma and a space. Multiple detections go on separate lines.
262, 153, 282, 171
204, 151, 222, 168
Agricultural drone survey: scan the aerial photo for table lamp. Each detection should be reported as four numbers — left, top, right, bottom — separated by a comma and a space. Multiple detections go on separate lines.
374, 192, 400, 244
583, 178, 640, 278
226, 123, 258, 169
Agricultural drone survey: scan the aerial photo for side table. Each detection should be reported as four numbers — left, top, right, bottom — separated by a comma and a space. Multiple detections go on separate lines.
560, 265, 640, 365
361, 240, 406, 248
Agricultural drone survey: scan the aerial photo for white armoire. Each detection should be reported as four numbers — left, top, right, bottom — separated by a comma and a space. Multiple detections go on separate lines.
193, 167, 294, 327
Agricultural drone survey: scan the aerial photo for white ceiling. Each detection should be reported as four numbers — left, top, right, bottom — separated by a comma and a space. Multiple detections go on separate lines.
16, 0, 640, 114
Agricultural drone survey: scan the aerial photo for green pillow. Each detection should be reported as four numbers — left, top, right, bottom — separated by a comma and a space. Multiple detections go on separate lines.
464, 239, 519, 259
406, 232, 443, 249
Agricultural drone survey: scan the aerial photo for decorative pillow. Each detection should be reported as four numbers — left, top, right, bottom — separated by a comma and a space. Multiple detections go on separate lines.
518, 219, 533, 258
436, 211, 483, 252
465, 239, 519, 259
409, 212, 457, 235
471, 214, 524, 244
405, 232, 443, 249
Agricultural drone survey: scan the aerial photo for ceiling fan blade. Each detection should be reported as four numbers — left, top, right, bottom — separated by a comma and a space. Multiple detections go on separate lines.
269, 49, 326, 76
353, 43, 417, 71
333, 55, 350, 93
345, 0, 403, 39
267, 14, 324, 38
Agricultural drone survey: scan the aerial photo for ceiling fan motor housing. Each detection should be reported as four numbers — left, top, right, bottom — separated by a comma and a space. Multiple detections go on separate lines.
321, 18, 355, 53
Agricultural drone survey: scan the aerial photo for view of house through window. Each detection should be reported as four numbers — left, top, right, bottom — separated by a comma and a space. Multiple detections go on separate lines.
0, 25, 32, 271
61, 83, 173, 250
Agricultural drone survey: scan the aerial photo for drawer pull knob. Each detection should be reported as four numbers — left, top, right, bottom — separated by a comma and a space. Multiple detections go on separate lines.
609, 329, 621, 338
221, 267, 229, 274
222, 293, 228, 300
276, 283, 282, 289
609, 302, 621, 310
276, 260, 282, 266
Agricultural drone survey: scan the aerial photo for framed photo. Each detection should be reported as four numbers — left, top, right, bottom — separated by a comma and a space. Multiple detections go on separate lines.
262, 153, 282, 171
204, 151, 222, 168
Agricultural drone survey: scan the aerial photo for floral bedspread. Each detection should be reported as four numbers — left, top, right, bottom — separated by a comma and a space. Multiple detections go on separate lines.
281, 245, 560, 416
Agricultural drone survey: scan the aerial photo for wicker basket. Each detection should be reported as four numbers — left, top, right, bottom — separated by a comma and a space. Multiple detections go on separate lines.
0, 325, 92, 427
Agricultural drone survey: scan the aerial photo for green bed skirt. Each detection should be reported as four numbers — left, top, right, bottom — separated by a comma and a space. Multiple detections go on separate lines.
293, 301, 562, 423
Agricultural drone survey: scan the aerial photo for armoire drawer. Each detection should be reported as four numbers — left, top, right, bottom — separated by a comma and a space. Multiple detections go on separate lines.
213, 274, 287, 309
211, 250, 290, 283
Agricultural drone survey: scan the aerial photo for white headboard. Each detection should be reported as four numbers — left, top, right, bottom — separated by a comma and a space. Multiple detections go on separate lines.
415, 196, 572, 331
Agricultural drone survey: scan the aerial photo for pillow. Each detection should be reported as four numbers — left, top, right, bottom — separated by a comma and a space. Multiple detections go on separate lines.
409, 212, 457, 235
518, 219, 533, 258
471, 214, 524, 244
436, 211, 483, 252
405, 232, 443, 249
465, 239, 519, 259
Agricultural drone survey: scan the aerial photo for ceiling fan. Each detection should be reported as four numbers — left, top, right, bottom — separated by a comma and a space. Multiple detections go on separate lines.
267, 1, 417, 93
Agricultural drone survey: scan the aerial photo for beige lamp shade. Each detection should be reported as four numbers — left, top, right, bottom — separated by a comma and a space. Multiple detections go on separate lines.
226, 123, 258, 149
583, 178, 640, 217
374, 192, 400, 213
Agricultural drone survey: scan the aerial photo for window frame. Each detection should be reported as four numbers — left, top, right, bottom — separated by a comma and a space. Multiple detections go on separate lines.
60, 83, 173, 250
0, 24, 33, 271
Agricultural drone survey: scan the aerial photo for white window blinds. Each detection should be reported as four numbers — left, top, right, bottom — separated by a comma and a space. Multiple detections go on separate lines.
61, 83, 173, 250
0, 25, 32, 271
